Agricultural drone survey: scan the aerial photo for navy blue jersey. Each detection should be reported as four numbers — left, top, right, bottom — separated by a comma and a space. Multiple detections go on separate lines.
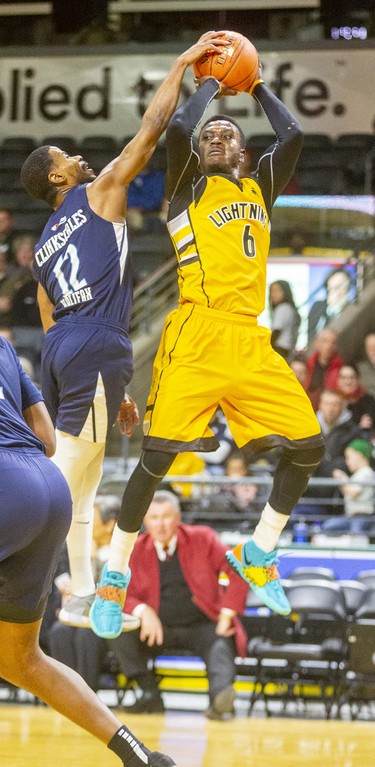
0, 336, 45, 451
32, 184, 133, 330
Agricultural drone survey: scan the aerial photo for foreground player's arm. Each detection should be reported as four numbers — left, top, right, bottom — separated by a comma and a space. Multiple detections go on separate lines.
23, 401, 56, 457
37, 283, 56, 332
250, 82, 304, 210
165, 77, 221, 201
87, 33, 228, 221
11, 345, 57, 457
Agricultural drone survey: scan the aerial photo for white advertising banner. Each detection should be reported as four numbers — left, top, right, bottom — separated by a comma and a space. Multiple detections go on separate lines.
0, 48, 374, 141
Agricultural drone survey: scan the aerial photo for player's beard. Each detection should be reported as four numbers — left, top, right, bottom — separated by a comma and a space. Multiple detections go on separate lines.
203, 149, 242, 176
79, 169, 96, 183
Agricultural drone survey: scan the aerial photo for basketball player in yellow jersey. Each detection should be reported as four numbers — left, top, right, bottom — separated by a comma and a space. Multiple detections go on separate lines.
91, 69, 325, 639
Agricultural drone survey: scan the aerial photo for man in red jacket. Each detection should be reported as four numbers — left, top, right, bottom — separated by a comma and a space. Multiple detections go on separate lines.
306, 327, 344, 411
110, 490, 248, 720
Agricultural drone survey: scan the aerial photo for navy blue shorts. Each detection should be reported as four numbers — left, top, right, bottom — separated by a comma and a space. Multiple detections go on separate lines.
41, 317, 133, 441
0, 448, 72, 623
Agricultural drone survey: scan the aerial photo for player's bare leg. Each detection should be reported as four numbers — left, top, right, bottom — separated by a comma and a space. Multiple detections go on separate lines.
0, 619, 175, 767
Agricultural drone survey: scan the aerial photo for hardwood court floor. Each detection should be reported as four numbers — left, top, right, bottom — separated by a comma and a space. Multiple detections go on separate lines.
2, 704, 375, 767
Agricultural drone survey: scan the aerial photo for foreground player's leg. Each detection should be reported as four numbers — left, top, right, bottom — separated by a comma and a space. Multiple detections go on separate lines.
226, 445, 324, 614
90, 450, 175, 639
0, 619, 175, 767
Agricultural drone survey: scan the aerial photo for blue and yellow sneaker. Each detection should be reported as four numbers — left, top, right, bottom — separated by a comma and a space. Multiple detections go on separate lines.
89, 563, 131, 639
226, 540, 291, 615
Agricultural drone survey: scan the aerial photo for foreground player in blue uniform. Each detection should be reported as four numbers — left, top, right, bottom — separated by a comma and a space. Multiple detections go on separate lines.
20, 31, 228, 630
0, 336, 176, 767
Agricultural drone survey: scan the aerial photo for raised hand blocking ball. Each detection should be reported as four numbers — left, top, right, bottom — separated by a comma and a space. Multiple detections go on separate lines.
193, 30, 259, 92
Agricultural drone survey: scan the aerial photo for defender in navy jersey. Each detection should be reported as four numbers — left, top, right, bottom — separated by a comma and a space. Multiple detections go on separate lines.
20, 31, 228, 630
91, 64, 326, 638
0, 337, 178, 767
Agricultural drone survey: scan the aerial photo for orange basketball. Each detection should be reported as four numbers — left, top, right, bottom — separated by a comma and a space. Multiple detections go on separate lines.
193, 30, 259, 92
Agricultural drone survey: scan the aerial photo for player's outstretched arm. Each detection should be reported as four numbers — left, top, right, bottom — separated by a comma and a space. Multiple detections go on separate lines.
88, 32, 228, 219
248, 75, 303, 205
129, 32, 229, 162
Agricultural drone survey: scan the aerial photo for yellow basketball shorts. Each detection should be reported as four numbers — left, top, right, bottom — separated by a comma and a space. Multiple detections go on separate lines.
143, 303, 322, 456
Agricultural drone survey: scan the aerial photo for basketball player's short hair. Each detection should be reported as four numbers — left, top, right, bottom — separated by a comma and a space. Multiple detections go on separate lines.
21, 146, 56, 205
199, 115, 246, 149
151, 490, 181, 513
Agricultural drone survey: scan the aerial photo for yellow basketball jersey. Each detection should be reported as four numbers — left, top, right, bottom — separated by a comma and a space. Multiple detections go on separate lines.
167, 175, 270, 316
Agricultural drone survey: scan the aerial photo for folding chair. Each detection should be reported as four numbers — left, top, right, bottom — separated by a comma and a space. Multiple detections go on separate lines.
356, 570, 375, 589
339, 580, 367, 621
246, 580, 348, 718
339, 588, 375, 719
284, 566, 335, 582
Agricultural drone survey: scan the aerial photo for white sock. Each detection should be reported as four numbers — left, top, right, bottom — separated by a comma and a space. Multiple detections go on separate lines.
252, 503, 289, 553
107, 525, 139, 575
51, 430, 105, 597
67, 518, 95, 596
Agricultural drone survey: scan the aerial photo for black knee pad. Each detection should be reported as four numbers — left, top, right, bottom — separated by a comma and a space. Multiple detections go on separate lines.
141, 449, 176, 477
287, 445, 325, 469
118, 450, 176, 532
269, 445, 325, 515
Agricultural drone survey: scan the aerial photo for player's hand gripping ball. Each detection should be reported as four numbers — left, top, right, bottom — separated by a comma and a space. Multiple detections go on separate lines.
193, 30, 259, 92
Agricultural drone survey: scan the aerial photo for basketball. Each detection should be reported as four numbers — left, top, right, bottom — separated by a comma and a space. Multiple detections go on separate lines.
193, 30, 259, 92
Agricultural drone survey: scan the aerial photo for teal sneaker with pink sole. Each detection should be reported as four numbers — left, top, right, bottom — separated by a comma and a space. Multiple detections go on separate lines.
226, 539, 291, 615
89, 563, 132, 639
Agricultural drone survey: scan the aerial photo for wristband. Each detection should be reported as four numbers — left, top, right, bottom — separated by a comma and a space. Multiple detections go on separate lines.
247, 78, 264, 96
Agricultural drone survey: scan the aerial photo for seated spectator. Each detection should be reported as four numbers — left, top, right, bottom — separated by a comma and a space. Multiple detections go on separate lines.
268, 279, 301, 362
8, 234, 40, 321
185, 450, 271, 529
8, 233, 43, 374
288, 230, 306, 255
0, 326, 15, 345
357, 332, 375, 398
127, 160, 166, 233
0, 236, 39, 327
336, 364, 375, 439
316, 389, 363, 473
0, 251, 14, 326
305, 327, 344, 411
0, 207, 17, 265
322, 439, 375, 536
201, 408, 236, 476
290, 353, 309, 389
269, 230, 307, 257
48, 494, 122, 691
302, 389, 362, 515
218, 452, 263, 514
110, 490, 248, 719
165, 451, 207, 499
307, 266, 353, 344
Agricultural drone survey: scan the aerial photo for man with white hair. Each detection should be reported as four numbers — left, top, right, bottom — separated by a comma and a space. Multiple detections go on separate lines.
111, 490, 249, 720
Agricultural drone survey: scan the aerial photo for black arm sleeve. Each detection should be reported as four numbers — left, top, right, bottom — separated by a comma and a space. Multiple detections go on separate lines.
165, 78, 221, 201
251, 83, 304, 213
